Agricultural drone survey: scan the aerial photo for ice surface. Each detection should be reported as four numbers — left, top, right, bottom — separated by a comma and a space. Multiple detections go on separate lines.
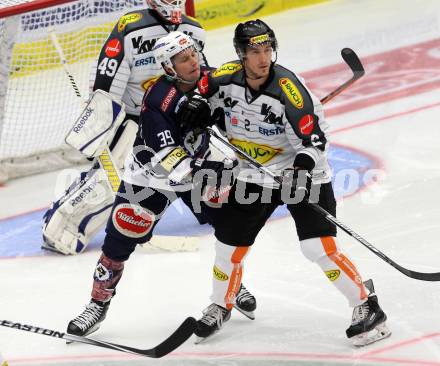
1, 0, 440, 365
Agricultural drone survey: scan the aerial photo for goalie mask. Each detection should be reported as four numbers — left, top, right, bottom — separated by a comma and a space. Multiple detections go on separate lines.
146, 0, 185, 24
233, 19, 278, 61
153, 31, 198, 83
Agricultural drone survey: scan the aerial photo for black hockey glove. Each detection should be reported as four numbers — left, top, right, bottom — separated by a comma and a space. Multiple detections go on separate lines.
176, 94, 212, 134
279, 168, 312, 204
191, 158, 238, 189
191, 158, 238, 207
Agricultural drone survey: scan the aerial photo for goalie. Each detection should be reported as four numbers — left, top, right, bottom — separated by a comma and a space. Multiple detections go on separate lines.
42, 0, 210, 255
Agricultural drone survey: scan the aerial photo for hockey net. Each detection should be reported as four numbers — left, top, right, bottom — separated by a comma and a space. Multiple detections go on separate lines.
0, 0, 195, 183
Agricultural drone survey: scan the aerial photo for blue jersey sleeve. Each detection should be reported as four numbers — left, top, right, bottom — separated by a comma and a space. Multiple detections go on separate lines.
134, 78, 193, 181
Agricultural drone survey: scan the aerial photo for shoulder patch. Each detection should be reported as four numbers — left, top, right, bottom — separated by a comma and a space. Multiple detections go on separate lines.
212, 63, 242, 78
142, 76, 161, 91
279, 77, 304, 109
118, 13, 143, 32
104, 38, 122, 58
161, 86, 177, 112
198, 74, 209, 95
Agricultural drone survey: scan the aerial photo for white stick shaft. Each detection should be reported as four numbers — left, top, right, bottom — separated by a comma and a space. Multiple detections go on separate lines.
49, 29, 82, 99
48, 29, 121, 193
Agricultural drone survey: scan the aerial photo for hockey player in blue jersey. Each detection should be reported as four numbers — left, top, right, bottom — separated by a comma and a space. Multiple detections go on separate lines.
42, 0, 209, 255
66, 31, 255, 338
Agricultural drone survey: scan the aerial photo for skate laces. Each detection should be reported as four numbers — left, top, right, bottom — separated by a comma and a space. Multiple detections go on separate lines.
200, 304, 228, 327
72, 302, 105, 330
236, 285, 254, 303
352, 301, 370, 324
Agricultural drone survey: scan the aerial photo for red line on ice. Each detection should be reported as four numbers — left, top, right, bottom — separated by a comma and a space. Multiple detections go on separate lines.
332, 101, 440, 135
358, 332, 440, 357
9, 351, 440, 365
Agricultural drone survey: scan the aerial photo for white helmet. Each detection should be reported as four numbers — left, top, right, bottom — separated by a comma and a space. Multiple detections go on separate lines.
153, 31, 197, 82
146, 0, 186, 24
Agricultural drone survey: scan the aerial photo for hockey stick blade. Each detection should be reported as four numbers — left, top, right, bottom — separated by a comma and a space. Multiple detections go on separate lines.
0, 317, 197, 358
320, 48, 365, 105
341, 48, 365, 77
207, 128, 440, 282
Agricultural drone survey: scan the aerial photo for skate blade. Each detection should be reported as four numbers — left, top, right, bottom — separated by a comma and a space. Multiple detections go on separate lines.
66, 324, 101, 344
233, 305, 255, 320
352, 322, 391, 347
194, 331, 219, 345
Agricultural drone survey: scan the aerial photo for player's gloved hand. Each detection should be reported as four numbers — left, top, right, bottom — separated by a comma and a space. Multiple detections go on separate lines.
183, 130, 210, 160
191, 159, 238, 186
191, 158, 238, 207
191, 158, 238, 187
176, 93, 212, 134
279, 168, 312, 204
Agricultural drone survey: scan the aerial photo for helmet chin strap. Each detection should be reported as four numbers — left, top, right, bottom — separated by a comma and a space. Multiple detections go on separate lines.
165, 70, 197, 85
176, 76, 197, 85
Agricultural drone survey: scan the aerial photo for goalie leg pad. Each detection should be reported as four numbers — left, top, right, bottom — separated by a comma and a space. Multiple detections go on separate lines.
42, 167, 115, 255
300, 236, 368, 307
210, 240, 251, 310
42, 119, 138, 255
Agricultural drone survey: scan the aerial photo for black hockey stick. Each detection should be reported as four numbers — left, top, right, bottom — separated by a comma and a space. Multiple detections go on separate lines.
207, 127, 440, 281
320, 48, 365, 105
0, 317, 197, 358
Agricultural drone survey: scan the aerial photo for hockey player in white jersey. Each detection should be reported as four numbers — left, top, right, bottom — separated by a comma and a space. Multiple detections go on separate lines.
179, 19, 391, 346
42, 0, 210, 255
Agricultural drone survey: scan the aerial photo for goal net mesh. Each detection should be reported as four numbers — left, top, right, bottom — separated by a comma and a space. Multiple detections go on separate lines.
0, 0, 192, 182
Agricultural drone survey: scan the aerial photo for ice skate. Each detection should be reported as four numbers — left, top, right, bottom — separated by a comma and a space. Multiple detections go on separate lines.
346, 279, 391, 346
234, 284, 256, 320
67, 299, 110, 342
194, 303, 231, 344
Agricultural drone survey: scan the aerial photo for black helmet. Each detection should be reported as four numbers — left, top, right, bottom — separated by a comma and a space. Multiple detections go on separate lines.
233, 19, 277, 59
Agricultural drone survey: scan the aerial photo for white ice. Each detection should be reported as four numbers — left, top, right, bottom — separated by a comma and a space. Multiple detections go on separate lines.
1, 0, 440, 365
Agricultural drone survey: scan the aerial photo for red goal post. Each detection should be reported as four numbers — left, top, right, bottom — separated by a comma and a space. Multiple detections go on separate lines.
0, 0, 195, 18
0, 0, 195, 183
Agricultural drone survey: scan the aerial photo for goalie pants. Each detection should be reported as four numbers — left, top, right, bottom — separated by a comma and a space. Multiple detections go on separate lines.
208, 182, 368, 308
102, 180, 208, 261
